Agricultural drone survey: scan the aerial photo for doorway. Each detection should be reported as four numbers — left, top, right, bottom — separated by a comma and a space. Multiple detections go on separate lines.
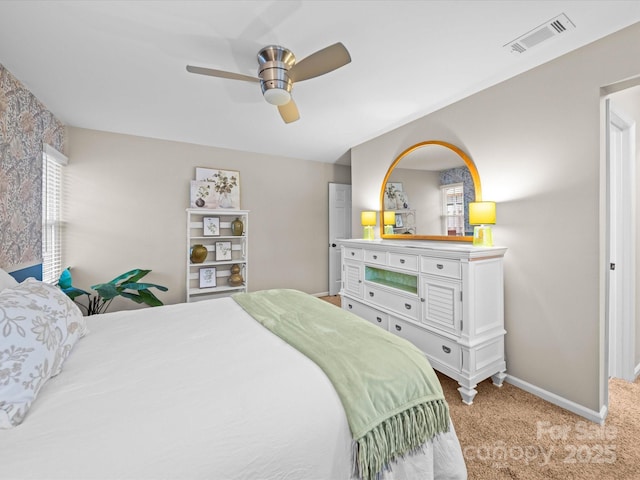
606, 98, 636, 382
328, 183, 352, 296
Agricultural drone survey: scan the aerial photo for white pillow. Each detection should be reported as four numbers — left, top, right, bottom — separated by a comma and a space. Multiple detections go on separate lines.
0, 268, 19, 291
0, 279, 87, 428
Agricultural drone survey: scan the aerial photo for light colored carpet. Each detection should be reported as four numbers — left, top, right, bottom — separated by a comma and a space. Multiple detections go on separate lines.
320, 295, 639, 479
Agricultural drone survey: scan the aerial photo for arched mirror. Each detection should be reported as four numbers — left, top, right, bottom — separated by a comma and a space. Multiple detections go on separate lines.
379, 140, 482, 242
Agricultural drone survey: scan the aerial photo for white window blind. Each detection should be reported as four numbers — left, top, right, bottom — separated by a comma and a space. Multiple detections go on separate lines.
440, 183, 464, 236
42, 144, 68, 284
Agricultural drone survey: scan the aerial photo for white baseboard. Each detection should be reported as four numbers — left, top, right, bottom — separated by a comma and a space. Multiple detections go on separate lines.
312, 291, 331, 298
506, 374, 607, 424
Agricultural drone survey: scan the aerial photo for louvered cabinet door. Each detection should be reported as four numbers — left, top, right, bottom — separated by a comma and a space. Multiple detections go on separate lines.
420, 276, 461, 336
342, 260, 364, 298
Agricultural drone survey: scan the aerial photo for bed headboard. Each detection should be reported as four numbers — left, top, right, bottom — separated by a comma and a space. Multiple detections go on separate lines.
7, 264, 42, 282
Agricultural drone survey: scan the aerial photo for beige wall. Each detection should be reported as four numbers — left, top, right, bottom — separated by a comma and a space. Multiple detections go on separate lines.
351, 23, 640, 415
64, 127, 350, 309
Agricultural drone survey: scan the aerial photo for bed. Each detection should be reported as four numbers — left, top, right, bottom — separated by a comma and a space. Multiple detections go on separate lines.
0, 269, 466, 480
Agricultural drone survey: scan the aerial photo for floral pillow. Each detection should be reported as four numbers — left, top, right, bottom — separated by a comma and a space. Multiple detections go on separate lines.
0, 268, 18, 292
0, 279, 87, 428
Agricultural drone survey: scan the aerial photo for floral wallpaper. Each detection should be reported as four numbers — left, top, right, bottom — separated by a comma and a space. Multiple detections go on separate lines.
0, 64, 65, 270
440, 166, 475, 236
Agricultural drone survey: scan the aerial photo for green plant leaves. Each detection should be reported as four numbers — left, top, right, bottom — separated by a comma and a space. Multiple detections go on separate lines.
57, 268, 91, 301
58, 267, 167, 315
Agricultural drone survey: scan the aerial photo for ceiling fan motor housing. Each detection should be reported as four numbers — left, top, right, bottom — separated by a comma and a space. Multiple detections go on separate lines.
257, 45, 295, 105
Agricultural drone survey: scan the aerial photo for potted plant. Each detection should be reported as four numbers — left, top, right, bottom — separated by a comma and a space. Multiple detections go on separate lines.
58, 267, 168, 316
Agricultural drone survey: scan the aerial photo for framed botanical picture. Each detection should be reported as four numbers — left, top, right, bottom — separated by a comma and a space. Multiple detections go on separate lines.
190, 180, 217, 208
396, 191, 410, 209
195, 167, 240, 209
203, 217, 220, 236
199, 267, 217, 288
215, 241, 232, 261
384, 182, 404, 210
395, 215, 404, 228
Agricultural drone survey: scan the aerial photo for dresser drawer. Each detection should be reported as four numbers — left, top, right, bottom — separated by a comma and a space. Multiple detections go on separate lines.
364, 284, 419, 321
389, 318, 461, 372
343, 247, 363, 261
420, 256, 461, 279
342, 299, 388, 329
364, 250, 387, 265
389, 252, 418, 271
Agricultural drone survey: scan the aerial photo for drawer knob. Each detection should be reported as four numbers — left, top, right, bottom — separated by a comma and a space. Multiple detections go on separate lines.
442, 345, 451, 354
348, 304, 353, 309
395, 325, 402, 331
369, 291, 374, 297
400, 258, 406, 264
437, 264, 444, 269
373, 255, 378, 259
376, 317, 382, 323
405, 303, 411, 310
351, 252, 355, 256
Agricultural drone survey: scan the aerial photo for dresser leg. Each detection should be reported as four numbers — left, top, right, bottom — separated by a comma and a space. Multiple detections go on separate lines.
491, 370, 507, 387
457, 383, 478, 405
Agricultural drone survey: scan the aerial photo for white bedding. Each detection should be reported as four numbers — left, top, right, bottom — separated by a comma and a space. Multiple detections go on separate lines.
0, 297, 466, 480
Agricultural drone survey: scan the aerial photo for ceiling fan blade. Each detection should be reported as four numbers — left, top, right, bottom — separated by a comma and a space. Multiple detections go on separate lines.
186, 65, 259, 83
278, 99, 300, 123
288, 42, 351, 83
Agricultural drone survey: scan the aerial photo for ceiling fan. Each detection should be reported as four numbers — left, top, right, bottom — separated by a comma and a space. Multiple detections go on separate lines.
186, 42, 351, 124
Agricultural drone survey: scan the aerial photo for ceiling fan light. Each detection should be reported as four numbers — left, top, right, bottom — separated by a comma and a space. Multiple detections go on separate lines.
263, 88, 291, 106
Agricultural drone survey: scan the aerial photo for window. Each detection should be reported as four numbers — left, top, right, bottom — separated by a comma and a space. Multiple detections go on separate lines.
42, 144, 68, 284
441, 183, 464, 236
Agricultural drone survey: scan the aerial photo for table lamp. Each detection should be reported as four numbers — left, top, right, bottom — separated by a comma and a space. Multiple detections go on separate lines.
383, 211, 396, 234
469, 201, 496, 247
361, 211, 377, 240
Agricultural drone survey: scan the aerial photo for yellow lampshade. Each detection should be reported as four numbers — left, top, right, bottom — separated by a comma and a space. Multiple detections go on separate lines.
469, 201, 496, 225
383, 211, 396, 225
361, 211, 376, 240
361, 211, 377, 226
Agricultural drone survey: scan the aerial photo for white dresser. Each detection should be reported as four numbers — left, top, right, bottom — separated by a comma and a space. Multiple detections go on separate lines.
338, 239, 507, 404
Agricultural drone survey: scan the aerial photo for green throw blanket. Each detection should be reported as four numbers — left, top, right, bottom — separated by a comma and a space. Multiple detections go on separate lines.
233, 289, 450, 480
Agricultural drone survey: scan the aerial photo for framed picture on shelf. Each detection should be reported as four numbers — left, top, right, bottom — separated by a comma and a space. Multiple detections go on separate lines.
195, 167, 240, 209
395, 215, 404, 228
396, 191, 410, 209
199, 267, 217, 288
384, 182, 404, 210
190, 180, 217, 209
203, 217, 220, 236
215, 241, 232, 261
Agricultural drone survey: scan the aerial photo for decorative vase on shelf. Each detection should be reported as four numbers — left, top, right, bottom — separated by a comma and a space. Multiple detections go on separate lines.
190, 244, 208, 263
228, 264, 244, 286
231, 217, 244, 236
219, 192, 232, 208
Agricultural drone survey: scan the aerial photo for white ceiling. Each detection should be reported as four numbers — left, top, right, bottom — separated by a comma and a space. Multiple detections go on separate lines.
1, 1, 639, 164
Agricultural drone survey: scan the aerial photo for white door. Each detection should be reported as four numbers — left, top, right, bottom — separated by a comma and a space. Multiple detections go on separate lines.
329, 183, 352, 295
607, 99, 636, 381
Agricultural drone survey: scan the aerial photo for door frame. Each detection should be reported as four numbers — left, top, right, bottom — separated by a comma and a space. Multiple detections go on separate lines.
606, 99, 636, 382
328, 183, 352, 296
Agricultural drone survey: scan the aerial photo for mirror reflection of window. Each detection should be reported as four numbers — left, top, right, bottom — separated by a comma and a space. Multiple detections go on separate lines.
441, 183, 464, 236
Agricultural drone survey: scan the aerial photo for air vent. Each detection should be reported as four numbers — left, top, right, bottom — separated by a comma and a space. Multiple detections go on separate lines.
505, 13, 575, 54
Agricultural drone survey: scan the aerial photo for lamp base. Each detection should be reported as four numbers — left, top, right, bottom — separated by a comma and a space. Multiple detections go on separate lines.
473, 225, 493, 247
363, 225, 375, 240
384, 224, 394, 235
